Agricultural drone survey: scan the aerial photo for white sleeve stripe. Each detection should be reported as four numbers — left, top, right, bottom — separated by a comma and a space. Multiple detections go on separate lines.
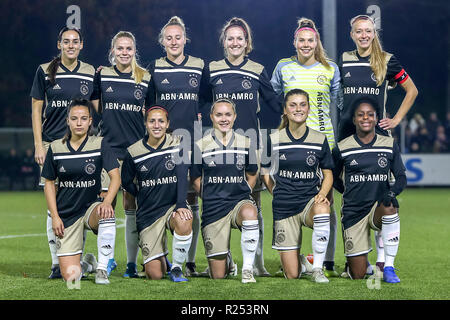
54, 152, 101, 160
342, 63, 371, 67
133, 148, 180, 163
154, 68, 202, 75
100, 78, 148, 87
45, 75, 94, 81
202, 150, 248, 157
341, 149, 393, 157
210, 70, 259, 80
274, 145, 322, 151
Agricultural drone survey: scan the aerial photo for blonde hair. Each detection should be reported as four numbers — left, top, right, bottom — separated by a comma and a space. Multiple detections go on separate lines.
220, 17, 253, 57
294, 18, 330, 69
350, 16, 387, 86
158, 16, 190, 48
108, 31, 146, 84
278, 89, 310, 130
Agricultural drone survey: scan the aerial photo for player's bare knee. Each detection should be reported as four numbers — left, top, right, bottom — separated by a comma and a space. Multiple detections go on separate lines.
284, 270, 299, 279
145, 266, 164, 280
349, 267, 366, 280
239, 204, 257, 221
312, 203, 330, 215
382, 206, 397, 216
172, 213, 193, 236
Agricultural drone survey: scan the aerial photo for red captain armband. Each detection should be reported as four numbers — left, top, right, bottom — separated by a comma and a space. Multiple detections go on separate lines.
394, 69, 409, 84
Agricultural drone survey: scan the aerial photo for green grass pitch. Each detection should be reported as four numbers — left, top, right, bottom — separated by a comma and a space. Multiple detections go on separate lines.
0, 189, 449, 300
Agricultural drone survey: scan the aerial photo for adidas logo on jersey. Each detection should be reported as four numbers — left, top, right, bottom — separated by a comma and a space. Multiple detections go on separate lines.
344, 72, 351, 78
207, 161, 216, 167
216, 78, 223, 85
289, 75, 296, 81
317, 236, 328, 242
161, 78, 170, 84
140, 165, 148, 172
350, 159, 358, 166
53, 84, 61, 90
106, 86, 114, 93
279, 154, 287, 160
59, 166, 66, 172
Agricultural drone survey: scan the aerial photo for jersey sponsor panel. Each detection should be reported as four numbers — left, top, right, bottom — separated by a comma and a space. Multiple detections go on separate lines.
191, 131, 257, 228
148, 55, 205, 137
30, 60, 95, 142
121, 134, 188, 233
94, 66, 150, 159
333, 134, 406, 229
263, 127, 333, 220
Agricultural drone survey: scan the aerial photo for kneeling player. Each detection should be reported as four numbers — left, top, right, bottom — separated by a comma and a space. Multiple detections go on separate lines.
191, 99, 260, 284
332, 98, 406, 283
262, 89, 334, 283
121, 106, 193, 282
42, 99, 120, 285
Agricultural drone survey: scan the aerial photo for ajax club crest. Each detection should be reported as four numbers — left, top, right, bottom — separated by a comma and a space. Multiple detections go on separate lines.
306, 151, 317, 166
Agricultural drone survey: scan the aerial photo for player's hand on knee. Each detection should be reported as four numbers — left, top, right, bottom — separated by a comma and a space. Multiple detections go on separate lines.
52, 216, 65, 238
174, 208, 193, 221
97, 203, 115, 219
314, 193, 329, 205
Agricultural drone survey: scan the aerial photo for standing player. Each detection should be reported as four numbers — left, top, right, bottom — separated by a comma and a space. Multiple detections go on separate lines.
30, 27, 96, 279
42, 99, 120, 285
332, 98, 406, 283
338, 14, 417, 271
146, 16, 205, 276
202, 17, 282, 276
262, 89, 333, 283
121, 106, 193, 282
191, 99, 260, 283
271, 18, 341, 277
91, 31, 152, 278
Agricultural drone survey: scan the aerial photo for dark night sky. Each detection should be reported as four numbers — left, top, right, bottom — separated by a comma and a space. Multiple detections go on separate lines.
1, 0, 448, 129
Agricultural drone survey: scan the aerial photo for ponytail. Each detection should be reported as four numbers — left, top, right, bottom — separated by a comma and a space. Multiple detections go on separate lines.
46, 56, 62, 84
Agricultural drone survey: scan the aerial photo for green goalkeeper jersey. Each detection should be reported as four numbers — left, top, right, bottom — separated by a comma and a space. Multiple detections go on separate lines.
271, 56, 341, 149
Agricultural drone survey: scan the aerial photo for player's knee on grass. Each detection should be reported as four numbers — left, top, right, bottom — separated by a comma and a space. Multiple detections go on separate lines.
208, 255, 227, 279
283, 265, 299, 279
348, 255, 368, 279
145, 258, 165, 280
